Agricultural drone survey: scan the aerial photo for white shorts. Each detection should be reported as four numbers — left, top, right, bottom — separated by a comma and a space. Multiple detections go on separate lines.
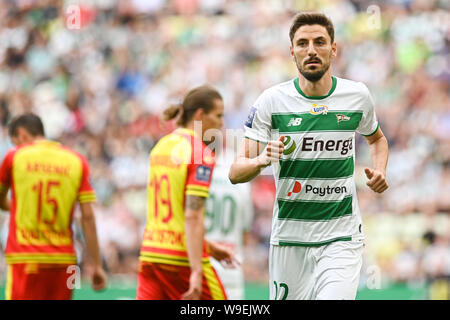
269, 239, 364, 300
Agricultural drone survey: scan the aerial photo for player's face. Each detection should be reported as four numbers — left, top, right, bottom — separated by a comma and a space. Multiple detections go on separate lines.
290, 24, 337, 82
202, 99, 224, 134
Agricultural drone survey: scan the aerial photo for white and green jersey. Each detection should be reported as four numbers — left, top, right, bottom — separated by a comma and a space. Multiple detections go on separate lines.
205, 151, 254, 299
244, 76, 378, 247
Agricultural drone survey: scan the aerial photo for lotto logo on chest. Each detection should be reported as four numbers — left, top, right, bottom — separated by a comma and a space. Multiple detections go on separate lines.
309, 104, 328, 115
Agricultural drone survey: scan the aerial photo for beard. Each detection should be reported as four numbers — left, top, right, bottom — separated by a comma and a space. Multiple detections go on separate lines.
295, 55, 331, 82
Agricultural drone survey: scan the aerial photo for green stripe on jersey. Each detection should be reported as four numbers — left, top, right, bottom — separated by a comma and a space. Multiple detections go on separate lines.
279, 157, 354, 179
272, 111, 363, 133
278, 195, 353, 221
279, 236, 352, 247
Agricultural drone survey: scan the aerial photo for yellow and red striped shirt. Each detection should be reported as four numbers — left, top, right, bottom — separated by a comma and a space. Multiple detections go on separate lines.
139, 128, 215, 266
0, 140, 96, 264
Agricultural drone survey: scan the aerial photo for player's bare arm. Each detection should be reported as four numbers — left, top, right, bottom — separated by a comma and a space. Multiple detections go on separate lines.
0, 187, 10, 211
80, 202, 107, 291
229, 136, 285, 184
364, 127, 389, 193
182, 194, 207, 300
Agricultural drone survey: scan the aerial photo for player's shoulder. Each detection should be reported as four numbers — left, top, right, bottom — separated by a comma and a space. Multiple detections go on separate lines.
253, 79, 297, 113
153, 130, 190, 152
7, 141, 41, 159
335, 76, 370, 97
0, 146, 20, 164
57, 143, 90, 165
261, 78, 297, 98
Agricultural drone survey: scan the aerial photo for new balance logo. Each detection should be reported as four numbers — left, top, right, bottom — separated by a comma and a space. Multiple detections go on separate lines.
287, 117, 302, 127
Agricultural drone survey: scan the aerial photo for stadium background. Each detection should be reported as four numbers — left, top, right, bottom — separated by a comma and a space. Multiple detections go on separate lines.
0, 0, 448, 300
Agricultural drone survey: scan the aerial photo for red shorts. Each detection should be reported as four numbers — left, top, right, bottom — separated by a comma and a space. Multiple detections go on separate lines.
6, 263, 73, 300
136, 262, 227, 300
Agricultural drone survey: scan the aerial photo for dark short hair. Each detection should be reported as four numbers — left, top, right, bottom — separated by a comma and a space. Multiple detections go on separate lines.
289, 12, 335, 44
8, 113, 45, 137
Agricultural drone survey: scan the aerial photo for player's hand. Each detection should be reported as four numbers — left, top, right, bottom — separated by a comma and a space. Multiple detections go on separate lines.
208, 241, 240, 269
91, 266, 107, 291
257, 136, 285, 167
365, 168, 388, 193
181, 270, 202, 300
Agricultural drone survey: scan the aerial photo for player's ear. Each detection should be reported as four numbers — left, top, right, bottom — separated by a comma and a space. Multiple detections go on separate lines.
16, 127, 34, 145
11, 135, 20, 146
331, 42, 337, 59
193, 108, 205, 121
15, 127, 27, 145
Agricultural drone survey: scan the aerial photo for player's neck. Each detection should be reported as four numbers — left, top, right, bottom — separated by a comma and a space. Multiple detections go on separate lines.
32, 136, 46, 143
297, 71, 333, 98
182, 123, 201, 139
17, 135, 46, 146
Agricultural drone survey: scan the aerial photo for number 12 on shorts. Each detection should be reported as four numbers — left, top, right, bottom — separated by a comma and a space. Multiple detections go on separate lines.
273, 281, 289, 300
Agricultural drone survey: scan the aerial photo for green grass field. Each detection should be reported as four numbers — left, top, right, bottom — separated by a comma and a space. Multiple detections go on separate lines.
0, 280, 431, 300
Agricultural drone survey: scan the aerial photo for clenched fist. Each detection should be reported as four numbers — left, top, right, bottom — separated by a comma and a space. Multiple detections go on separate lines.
257, 136, 285, 167
365, 168, 388, 193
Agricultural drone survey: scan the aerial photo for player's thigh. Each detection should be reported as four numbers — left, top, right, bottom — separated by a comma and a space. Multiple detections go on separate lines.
5, 264, 25, 300
314, 240, 364, 300
147, 263, 227, 300
38, 265, 73, 300
6, 263, 72, 300
269, 245, 315, 300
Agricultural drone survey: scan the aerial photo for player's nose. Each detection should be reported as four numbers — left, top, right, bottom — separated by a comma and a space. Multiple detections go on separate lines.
307, 42, 317, 54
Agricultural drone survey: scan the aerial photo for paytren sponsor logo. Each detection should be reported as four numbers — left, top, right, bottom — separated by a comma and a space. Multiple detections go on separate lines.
287, 181, 348, 197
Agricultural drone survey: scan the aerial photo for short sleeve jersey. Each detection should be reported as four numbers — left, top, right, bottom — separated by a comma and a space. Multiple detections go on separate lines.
0, 140, 96, 264
139, 128, 216, 266
244, 76, 378, 246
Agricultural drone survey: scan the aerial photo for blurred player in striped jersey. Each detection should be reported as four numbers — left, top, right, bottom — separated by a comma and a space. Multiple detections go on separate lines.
205, 147, 254, 300
137, 86, 237, 300
0, 113, 106, 300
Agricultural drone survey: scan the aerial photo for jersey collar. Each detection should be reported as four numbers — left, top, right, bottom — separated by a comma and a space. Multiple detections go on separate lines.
175, 127, 201, 139
33, 139, 60, 146
294, 76, 337, 100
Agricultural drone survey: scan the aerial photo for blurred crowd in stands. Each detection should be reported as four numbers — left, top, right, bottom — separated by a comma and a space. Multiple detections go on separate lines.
0, 0, 448, 296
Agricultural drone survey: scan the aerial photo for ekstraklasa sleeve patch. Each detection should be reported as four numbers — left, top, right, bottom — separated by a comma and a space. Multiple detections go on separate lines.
245, 107, 257, 128
195, 165, 212, 182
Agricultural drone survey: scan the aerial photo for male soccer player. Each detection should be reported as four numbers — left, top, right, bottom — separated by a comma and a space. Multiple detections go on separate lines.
137, 86, 237, 300
0, 113, 106, 300
229, 12, 389, 300
205, 148, 254, 300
